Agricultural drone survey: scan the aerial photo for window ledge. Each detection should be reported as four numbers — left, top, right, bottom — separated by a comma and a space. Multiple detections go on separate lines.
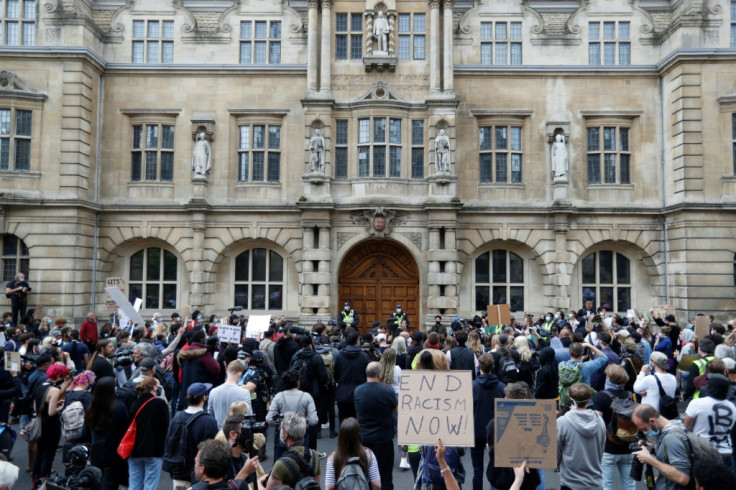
586, 183, 635, 190
234, 182, 281, 187
721, 176, 736, 182
478, 182, 526, 189
127, 181, 174, 187
0, 170, 41, 179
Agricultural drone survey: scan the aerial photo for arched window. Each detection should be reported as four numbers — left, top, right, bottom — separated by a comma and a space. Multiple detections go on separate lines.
475, 250, 524, 311
234, 248, 283, 310
128, 247, 177, 309
2, 234, 29, 281
581, 250, 630, 311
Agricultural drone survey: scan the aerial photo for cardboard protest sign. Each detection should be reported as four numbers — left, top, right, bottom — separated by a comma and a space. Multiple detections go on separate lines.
494, 399, 557, 469
218, 325, 242, 344
245, 315, 271, 339
105, 287, 145, 326
694, 316, 709, 339
105, 277, 126, 309
653, 305, 675, 319
4, 351, 19, 372
677, 354, 700, 373
398, 371, 474, 446
487, 304, 511, 326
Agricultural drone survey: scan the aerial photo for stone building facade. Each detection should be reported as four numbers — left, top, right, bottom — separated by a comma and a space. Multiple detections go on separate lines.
1, 0, 736, 331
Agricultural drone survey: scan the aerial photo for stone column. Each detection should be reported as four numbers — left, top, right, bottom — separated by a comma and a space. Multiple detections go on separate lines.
442, 0, 454, 94
428, 0, 441, 94
320, 0, 332, 96
307, 0, 319, 95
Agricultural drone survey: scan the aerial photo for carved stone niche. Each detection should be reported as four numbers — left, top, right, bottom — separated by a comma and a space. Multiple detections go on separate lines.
363, 5, 397, 72
545, 121, 570, 144
191, 114, 215, 141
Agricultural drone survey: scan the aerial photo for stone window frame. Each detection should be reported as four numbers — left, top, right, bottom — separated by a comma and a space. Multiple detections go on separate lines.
132, 19, 174, 64
473, 112, 531, 186
335, 12, 363, 60
580, 250, 631, 312
473, 249, 525, 313
731, 1, 736, 48
233, 247, 285, 311
478, 124, 523, 184
357, 116, 403, 178
0, 97, 43, 175
588, 21, 631, 66
480, 21, 522, 66
239, 20, 282, 65
410, 119, 425, 179
122, 110, 180, 185
334, 119, 349, 179
584, 121, 631, 185
0, 0, 35, 46
732, 113, 736, 175
1, 234, 29, 282
127, 246, 179, 311
230, 110, 287, 186
0, 106, 31, 172
397, 13, 426, 61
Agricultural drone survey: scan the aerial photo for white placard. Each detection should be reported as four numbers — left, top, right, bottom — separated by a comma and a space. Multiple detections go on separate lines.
218, 325, 242, 344
133, 298, 142, 312
627, 309, 636, 318
105, 287, 145, 326
246, 315, 271, 339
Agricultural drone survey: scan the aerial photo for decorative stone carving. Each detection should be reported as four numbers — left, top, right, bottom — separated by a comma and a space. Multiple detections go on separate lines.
192, 132, 211, 178
308, 129, 325, 173
434, 129, 451, 173
350, 208, 408, 237
373, 10, 390, 54
0, 70, 46, 101
336, 232, 355, 250
401, 232, 423, 250
551, 132, 568, 182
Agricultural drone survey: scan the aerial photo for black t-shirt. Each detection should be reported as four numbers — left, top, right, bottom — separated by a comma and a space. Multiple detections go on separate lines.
591, 389, 632, 455
354, 381, 397, 444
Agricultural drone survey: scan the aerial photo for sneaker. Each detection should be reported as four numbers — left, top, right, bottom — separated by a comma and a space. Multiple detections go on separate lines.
321, 423, 329, 429
318, 452, 327, 459
400, 457, 411, 469
329, 430, 338, 438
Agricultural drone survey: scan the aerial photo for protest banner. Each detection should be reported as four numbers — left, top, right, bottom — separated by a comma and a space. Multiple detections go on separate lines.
653, 305, 676, 319
487, 304, 511, 326
218, 324, 242, 344
105, 287, 145, 326
105, 277, 125, 309
398, 371, 474, 446
495, 399, 557, 468
4, 351, 19, 372
246, 315, 271, 339
694, 315, 710, 339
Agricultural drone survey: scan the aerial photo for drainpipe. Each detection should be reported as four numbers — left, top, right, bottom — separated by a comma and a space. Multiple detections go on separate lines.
659, 75, 669, 305
91, 74, 104, 311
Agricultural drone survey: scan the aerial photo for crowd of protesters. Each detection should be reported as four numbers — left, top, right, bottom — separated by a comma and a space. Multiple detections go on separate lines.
0, 302, 734, 489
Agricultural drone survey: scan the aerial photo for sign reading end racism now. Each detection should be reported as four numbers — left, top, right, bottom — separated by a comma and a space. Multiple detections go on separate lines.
397, 370, 474, 446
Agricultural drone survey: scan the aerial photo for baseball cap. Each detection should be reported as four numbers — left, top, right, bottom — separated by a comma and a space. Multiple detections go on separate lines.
376, 333, 387, 342
139, 358, 156, 373
396, 304, 402, 308
50, 329, 62, 338
252, 351, 267, 360
722, 357, 736, 373
372, 321, 381, 328
187, 382, 213, 396
344, 302, 351, 307
327, 319, 337, 325
650, 351, 669, 371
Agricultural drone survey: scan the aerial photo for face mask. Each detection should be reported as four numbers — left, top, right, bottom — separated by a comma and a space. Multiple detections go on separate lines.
554, 314, 560, 320
568, 313, 574, 319
645, 421, 660, 438
545, 316, 552, 322
197, 316, 202, 321
48, 319, 53, 324
344, 307, 350, 311
396, 309, 402, 314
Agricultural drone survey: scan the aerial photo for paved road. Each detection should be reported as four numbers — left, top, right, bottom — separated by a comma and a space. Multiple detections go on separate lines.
9, 422, 649, 489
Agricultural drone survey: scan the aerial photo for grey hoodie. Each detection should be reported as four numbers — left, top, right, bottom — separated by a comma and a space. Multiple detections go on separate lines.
557, 408, 606, 490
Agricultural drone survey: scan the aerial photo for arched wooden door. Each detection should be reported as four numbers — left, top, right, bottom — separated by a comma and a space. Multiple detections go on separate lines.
338, 240, 419, 335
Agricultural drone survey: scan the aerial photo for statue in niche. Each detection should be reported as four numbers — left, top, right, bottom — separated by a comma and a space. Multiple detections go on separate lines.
192, 131, 211, 177
309, 129, 325, 173
551, 132, 568, 182
373, 10, 390, 54
434, 129, 451, 173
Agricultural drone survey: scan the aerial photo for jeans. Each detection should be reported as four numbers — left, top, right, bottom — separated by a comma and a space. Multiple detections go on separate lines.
470, 438, 486, 490
128, 457, 163, 490
601, 452, 635, 490
364, 440, 394, 490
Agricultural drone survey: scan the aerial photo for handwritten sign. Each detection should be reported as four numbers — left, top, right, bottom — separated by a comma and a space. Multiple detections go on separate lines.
105, 277, 126, 309
694, 316, 709, 339
4, 351, 19, 372
246, 315, 271, 339
218, 325, 242, 344
398, 371, 474, 446
653, 305, 676, 319
487, 304, 511, 326
495, 399, 557, 469
105, 287, 145, 326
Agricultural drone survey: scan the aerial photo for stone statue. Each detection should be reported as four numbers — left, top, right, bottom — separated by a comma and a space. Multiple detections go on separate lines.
373, 11, 390, 54
309, 129, 325, 173
551, 133, 568, 181
192, 132, 211, 177
434, 129, 451, 172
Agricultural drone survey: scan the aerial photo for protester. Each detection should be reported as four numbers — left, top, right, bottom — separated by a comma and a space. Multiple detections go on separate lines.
127, 376, 170, 490
633, 351, 677, 413
324, 417, 380, 490
266, 370, 318, 460
266, 412, 321, 488
32, 363, 70, 486
471, 353, 505, 490
334, 330, 369, 423
208, 360, 251, 427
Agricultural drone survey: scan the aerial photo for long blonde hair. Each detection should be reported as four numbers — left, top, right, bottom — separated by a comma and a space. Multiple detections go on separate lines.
391, 336, 407, 354
380, 348, 398, 386
468, 331, 483, 357
514, 335, 532, 362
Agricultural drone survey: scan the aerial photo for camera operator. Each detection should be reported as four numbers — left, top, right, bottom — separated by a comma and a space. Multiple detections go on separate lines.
220, 414, 261, 482
87, 339, 115, 381
631, 404, 691, 489
4, 272, 31, 327
190, 439, 257, 490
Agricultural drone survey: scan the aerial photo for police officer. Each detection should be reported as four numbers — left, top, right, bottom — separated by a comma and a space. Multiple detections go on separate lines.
241, 350, 273, 422
338, 301, 359, 330
388, 304, 409, 336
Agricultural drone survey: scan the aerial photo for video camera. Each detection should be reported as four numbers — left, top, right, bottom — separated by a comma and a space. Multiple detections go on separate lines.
238, 414, 269, 456
44, 444, 102, 490
114, 348, 134, 368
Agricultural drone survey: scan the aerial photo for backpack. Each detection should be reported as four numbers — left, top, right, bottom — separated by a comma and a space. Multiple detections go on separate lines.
280, 449, 320, 490
319, 350, 335, 384
162, 411, 207, 476
115, 383, 139, 411
290, 355, 312, 393
498, 355, 519, 384
60, 400, 86, 441
335, 456, 370, 490
653, 374, 679, 420
603, 391, 639, 446
0, 423, 17, 462
663, 426, 722, 488
558, 363, 583, 407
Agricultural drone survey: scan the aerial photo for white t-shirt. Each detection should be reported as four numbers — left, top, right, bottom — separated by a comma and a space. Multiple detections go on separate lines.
632, 372, 677, 412
685, 396, 736, 454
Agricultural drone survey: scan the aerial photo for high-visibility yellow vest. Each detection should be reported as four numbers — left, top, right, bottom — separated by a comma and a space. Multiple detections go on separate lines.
692, 355, 714, 399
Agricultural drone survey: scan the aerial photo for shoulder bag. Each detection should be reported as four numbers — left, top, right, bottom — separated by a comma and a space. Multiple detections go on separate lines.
117, 396, 156, 459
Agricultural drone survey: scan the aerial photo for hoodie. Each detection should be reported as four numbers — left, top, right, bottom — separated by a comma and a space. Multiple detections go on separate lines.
177, 342, 221, 408
556, 408, 606, 490
472, 374, 505, 440
274, 336, 299, 375
290, 348, 328, 397
334, 345, 369, 403
534, 347, 559, 400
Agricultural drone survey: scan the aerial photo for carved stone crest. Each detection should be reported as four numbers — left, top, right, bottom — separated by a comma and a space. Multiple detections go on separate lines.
350, 207, 407, 237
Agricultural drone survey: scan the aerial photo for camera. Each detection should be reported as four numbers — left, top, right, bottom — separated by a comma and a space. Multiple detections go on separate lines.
44, 444, 101, 489
238, 414, 268, 456
629, 436, 651, 481
114, 348, 134, 368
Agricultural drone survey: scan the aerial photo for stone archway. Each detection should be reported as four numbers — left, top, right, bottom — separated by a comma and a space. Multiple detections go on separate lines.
338, 240, 420, 335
